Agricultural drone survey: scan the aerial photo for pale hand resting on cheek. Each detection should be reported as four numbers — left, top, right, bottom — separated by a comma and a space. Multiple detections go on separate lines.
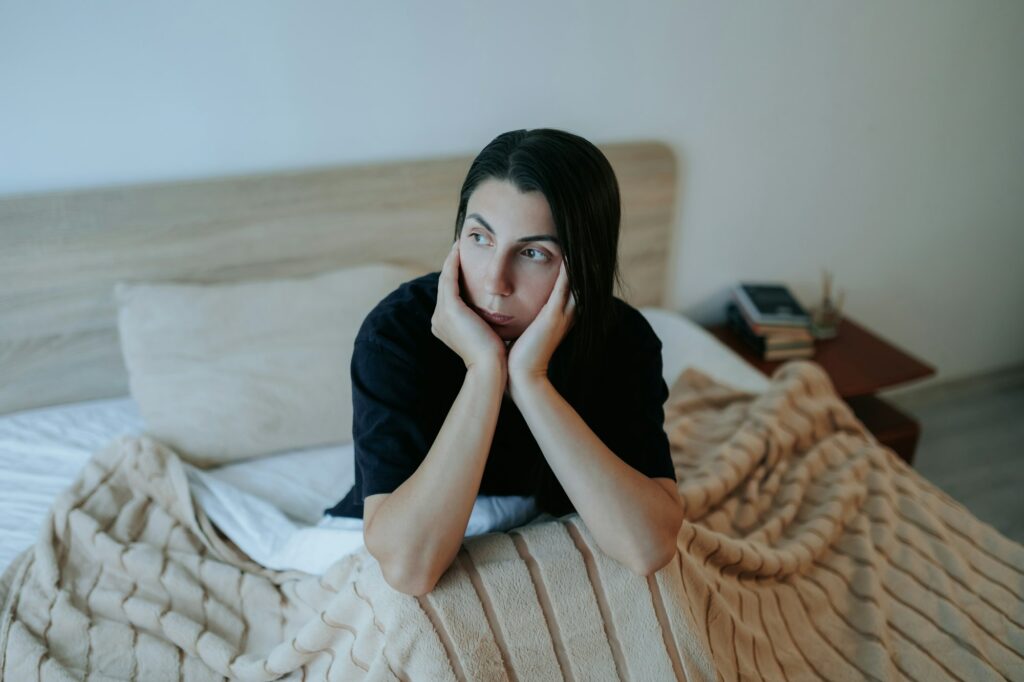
506, 259, 576, 395
430, 241, 509, 386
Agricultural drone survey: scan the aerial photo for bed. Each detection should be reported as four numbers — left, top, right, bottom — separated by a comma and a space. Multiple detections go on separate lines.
1, 142, 1021, 680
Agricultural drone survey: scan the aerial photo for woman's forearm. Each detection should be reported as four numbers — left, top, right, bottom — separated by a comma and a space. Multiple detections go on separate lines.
510, 374, 683, 575
364, 362, 504, 595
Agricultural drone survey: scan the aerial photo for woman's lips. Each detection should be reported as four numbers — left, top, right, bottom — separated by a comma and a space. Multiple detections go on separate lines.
477, 308, 515, 325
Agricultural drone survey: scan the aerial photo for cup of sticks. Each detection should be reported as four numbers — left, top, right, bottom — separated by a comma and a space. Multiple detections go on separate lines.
810, 269, 845, 339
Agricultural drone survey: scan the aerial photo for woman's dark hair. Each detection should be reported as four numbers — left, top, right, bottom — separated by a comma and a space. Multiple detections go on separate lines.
452, 128, 624, 398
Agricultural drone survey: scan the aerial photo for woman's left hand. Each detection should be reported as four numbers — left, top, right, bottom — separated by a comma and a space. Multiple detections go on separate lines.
507, 260, 577, 384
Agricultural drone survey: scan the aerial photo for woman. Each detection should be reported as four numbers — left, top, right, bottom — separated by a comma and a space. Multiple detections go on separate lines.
324, 129, 683, 596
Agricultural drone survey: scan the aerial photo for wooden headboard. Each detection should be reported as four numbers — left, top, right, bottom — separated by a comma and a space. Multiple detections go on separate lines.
0, 141, 677, 414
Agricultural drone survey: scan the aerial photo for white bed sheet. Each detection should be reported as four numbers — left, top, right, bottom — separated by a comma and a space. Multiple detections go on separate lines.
0, 308, 770, 576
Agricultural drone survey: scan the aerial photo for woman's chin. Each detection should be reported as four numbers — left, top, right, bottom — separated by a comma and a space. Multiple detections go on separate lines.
492, 325, 519, 342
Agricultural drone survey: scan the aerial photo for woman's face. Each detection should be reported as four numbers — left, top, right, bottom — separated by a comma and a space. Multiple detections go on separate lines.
458, 178, 563, 342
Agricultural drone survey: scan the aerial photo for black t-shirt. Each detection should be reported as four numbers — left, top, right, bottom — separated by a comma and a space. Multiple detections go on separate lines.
323, 271, 676, 520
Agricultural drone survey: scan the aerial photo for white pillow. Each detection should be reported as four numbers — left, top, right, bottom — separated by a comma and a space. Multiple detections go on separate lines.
115, 263, 429, 467
639, 307, 771, 395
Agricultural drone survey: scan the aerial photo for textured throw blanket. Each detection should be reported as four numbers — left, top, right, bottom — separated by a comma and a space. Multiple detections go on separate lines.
1, 360, 1022, 680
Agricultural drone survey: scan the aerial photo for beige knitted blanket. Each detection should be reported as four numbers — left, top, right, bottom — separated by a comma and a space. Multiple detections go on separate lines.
2, 360, 1022, 680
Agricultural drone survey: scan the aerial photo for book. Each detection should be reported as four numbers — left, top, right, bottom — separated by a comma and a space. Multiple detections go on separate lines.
732, 283, 811, 328
726, 304, 813, 348
763, 346, 816, 361
729, 299, 814, 341
726, 302, 815, 360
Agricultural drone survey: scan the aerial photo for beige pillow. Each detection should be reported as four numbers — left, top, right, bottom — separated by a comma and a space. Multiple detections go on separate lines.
115, 262, 430, 467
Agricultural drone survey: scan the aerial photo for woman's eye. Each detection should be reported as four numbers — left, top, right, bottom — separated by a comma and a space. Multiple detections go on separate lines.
468, 233, 547, 262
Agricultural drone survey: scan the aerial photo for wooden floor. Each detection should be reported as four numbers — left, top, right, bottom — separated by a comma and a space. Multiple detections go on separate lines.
885, 364, 1024, 546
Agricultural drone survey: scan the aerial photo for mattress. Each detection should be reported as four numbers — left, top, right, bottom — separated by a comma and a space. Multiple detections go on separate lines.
0, 308, 770, 576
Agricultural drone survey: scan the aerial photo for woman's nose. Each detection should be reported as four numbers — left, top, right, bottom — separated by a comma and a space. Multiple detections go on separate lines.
484, 257, 513, 296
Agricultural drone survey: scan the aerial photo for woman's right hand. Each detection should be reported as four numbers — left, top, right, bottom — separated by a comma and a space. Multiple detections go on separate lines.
431, 241, 508, 378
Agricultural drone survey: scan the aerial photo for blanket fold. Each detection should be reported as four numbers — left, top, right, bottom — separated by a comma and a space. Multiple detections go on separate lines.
2, 359, 1022, 680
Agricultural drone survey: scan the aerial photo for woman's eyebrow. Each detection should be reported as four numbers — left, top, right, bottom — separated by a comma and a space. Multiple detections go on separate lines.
467, 213, 561, 245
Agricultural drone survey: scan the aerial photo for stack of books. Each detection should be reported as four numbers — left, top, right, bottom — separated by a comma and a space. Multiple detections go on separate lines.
727, 283, 815, 360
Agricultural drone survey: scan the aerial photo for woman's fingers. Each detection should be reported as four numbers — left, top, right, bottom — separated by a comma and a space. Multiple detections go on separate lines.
450, 241, 461, 296
560, 263, 576, 328
558, 261, 572, 311
440, 241, 458, 301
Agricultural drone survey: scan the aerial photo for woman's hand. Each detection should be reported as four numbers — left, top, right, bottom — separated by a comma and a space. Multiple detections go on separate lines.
507, 259, 576, 384
431, 241, 509, 377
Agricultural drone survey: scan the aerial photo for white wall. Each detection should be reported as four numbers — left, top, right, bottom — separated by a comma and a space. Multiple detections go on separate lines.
3, 1, 1022, 394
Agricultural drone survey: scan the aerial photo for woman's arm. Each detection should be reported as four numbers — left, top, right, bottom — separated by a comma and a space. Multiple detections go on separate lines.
510, 374, 684, 576
364, 361, 505, 596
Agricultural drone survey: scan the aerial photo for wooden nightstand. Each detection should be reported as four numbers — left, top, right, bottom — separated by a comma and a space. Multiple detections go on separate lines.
705, 316, 936, 465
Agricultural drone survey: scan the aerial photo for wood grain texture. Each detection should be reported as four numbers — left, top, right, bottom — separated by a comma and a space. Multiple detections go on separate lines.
0, 141, 677, 414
